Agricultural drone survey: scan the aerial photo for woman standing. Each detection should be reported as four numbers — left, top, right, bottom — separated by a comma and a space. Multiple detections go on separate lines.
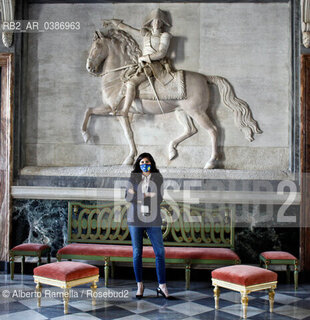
125, 152, 169, 299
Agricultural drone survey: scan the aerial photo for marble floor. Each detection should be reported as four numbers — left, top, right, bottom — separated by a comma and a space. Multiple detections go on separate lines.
1, 272, 310, 319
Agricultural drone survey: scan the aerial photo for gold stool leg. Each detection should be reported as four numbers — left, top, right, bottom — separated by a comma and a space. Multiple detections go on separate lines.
241, 292, 249, 319
286, 265, 291, 284
36, 283, 42, 307
185, 263, 191, 290
9, 253, 15, 280
213, 285, 220, 309
90, 281, 97, 306
294, 262, 298, 290
37, 255, 42, 266
268, 288, 275, 312
104, 258, 109, 287
21, 256, 25, 275
63, 288, 70, 314
111, 261, 115, 279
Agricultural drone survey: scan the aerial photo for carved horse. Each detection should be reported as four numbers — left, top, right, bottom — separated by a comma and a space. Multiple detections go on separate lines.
82, 29, 262, 169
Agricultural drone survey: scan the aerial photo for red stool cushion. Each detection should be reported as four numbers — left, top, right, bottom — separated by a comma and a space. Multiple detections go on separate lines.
212, 265, 277, 286
261, 251, 297, 260
11, 243, 50, 252
34, 261, 99, 282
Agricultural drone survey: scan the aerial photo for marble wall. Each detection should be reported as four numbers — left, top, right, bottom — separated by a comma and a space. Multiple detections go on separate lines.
23, 2, 292, 171
12, 199, 69, 256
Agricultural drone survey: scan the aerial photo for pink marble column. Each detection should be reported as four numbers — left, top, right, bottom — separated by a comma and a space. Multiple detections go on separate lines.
0, 53, 14, 262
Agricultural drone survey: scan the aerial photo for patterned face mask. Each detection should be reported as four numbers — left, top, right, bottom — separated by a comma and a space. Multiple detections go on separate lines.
140, 164, 151, 172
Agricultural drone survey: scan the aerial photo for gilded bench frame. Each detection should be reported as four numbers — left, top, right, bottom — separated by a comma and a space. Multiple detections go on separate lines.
57, 201, 240, 289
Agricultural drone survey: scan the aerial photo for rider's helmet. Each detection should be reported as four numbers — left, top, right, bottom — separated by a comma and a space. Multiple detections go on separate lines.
143, 9, 171, 28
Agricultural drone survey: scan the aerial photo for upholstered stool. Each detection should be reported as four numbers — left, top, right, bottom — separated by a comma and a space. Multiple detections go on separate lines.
259, 251, 298, 290
212, 265, 277, 319
10, 243, 51, 280
33, 261, 99, 314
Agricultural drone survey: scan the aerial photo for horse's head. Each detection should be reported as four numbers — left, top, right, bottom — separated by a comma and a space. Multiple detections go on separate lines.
86, 30, 109, 74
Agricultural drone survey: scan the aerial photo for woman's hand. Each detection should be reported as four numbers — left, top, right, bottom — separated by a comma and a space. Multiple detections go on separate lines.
144, 192, 156, 198
128, 188, 135, 194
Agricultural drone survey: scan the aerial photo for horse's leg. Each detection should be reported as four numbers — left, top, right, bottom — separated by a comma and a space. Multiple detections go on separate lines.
117, 116, 137, 165
183, 108, 219, 169
168, 109, 198, 160
81, 106, 111, 143
81, 107, 94, 143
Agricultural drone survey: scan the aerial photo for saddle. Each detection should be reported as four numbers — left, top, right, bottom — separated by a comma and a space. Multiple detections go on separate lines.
136, 70, 186, 101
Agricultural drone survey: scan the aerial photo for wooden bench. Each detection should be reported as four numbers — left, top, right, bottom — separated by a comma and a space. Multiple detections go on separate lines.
57, 201, 241, 289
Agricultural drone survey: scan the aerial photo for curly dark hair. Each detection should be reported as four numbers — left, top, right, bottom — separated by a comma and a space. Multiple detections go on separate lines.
131, 153, 160, 173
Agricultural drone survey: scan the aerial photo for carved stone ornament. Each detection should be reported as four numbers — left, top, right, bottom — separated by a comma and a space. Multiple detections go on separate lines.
302, 0, 310, 48
0, 0, 15, 47
82, 10, 262, 169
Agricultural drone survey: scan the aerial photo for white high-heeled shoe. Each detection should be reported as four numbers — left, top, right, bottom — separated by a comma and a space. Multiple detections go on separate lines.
156, 284, 169, 299
136, 283, 144, 299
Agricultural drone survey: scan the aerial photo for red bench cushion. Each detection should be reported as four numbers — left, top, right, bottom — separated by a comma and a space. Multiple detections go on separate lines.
57, 244, 133, 257
57, 243, 240, 261
34, 261, 99, 281
164, 247, 240, 261
212, 265, 277, 286
261, 251, 297, 260
11, 243, 50, 252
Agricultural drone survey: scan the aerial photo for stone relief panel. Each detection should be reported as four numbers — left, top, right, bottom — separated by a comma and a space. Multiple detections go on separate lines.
24, 2, 291, 170
82, 9, 262, 169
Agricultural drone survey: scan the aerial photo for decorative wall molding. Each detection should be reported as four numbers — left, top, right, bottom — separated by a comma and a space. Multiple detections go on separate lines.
0, 0, 15, 47
302, 0, 310, 47
19, 166, 295, 181
11, 186, 301, 205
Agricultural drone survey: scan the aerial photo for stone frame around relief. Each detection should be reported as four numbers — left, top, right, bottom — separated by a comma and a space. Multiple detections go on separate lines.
14, 0, 299, 181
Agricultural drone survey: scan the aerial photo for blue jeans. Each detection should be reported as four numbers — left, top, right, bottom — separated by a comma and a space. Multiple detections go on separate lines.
129, 226, 166, 284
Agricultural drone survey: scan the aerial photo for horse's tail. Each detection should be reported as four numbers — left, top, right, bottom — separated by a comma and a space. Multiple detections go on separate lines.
206, 75, 262, 141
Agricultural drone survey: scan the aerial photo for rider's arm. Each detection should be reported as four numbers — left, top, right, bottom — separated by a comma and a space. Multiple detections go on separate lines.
148, 32, 172, 61
117, 21, 141, 37
103, 19, 140, 37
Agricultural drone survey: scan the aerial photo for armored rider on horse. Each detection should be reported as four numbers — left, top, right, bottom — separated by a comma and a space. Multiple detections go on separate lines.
103, 8, 174, 117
